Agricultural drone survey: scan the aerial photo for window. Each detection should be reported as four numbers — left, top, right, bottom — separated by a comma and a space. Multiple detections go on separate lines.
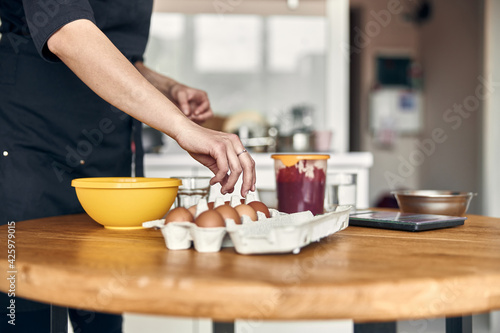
144, 13, 327, 121
194, 15, 262, 72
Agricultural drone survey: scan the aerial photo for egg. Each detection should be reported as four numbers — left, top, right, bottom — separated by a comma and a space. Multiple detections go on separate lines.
187, 204, 197, 217
234, 204, 258, 221
207, 201, 215, 210
248, 201, 271, 218
215, 204, 241, 224
164, 207, 194, 224
195, 210, 225, 228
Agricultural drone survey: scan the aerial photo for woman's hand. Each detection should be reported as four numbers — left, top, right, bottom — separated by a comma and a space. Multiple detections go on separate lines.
169, 83, 213, 124
133, 62, 254, 194
173, 124, 256, 197
135, 62, 213, 124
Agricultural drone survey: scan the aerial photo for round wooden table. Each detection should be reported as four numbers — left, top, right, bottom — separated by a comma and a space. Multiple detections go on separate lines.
1, 213, 500, 331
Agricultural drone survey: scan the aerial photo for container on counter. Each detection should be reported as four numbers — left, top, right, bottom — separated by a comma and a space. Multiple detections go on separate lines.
173, 176, 211, 208
271, 154, 330, 215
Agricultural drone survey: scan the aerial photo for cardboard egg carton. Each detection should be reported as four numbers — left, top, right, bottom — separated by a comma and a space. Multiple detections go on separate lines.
143, 195, 351, 254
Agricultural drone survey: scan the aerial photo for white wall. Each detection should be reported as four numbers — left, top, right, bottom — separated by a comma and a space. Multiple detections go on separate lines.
350, 0, 484, 210
419, 0, 483, 213
483, 0, 500, 217
326, 0, 350, 153
349, 0, 422, 206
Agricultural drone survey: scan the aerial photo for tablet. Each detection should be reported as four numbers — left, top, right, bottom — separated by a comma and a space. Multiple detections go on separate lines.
348, 211, 466, 231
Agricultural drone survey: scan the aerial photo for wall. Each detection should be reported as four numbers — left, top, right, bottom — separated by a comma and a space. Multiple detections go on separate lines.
149, 0, 350, 153
154, 0, 326, 16
419, 0, 483, 213
483, 0, 500, 218
349, 0, 421, 206
350, 0, 483, 212
326, 0, 350, 153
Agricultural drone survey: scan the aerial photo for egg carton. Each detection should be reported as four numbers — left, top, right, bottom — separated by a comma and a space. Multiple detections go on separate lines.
226, 206, 351, 254
143, 196, 351, 254
143, 196, 280, 252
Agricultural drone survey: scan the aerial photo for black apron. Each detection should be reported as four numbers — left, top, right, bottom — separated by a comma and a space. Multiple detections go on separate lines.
0, 0, 153, 224
0, 48, 140, 223
0, 1, 152, 332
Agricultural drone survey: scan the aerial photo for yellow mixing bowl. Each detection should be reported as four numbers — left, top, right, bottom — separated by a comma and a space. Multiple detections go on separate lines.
71, 177, 182, 229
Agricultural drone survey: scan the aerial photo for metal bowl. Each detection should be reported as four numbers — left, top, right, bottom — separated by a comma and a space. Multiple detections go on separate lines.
391, 190, 476, 216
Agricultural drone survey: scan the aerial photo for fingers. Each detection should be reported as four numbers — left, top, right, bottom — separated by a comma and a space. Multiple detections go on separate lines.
188, 92, 212, 122
176, 90, 191, 116
225, 136, 255, 197
192, 97, 211, 116
238, 151, 256, 197
177, 89, 212, 123
177, 119, 255, 198
208, 143, 231, 192
189, 110, 213, 124
211, 137, 241, 195
207, 135, 255, 196
188, 99, 212, 121
211, 173, 230, 193
223, 147, 243, 195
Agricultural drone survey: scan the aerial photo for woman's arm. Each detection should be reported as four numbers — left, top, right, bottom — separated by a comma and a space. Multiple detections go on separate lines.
47, 19, 255, 196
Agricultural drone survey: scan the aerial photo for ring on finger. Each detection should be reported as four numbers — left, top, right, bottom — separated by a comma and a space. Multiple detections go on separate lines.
237, 149, 248, 157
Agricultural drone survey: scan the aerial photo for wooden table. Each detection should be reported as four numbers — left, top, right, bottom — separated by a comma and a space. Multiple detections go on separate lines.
1, 213, 500, 333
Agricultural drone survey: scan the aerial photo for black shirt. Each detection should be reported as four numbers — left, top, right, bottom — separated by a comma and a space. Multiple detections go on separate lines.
0, 0, 152, 62
0, 0, 153, 224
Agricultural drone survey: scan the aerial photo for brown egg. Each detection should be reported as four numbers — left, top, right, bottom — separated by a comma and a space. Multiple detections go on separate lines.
248, 201, 271, 218
234, 204, 258, 221
207, 201, 215, 210
187, 204, 197, 217
164, 207, 194, 224
215, 204, 241, 224
195, 210, 225, 228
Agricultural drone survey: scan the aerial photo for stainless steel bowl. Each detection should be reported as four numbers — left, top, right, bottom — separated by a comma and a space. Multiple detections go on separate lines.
391, 190, 476, 216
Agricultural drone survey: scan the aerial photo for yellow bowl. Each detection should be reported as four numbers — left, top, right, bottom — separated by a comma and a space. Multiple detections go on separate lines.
71, 177, 182, 229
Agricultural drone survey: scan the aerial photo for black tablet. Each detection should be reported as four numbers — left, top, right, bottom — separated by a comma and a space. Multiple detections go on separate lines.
348, 211, 466, 232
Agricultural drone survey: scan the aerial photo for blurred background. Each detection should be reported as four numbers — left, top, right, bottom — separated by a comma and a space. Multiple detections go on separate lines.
141, 0, 500, 216
1, 1, 496, 332
142, 0, 500, 218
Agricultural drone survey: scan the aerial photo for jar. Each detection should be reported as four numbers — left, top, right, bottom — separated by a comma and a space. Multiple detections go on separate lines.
271, 154, 330, 215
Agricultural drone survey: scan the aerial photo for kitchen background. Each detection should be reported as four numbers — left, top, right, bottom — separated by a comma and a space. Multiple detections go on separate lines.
142, 0, 500, 219
7, 0, 489, 332
136, 1, 500, 330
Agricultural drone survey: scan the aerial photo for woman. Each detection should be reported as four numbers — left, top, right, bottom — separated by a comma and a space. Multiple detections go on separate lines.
0, 1, 255, 332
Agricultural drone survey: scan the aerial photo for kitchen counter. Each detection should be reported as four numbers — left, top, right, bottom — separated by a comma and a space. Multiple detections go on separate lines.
145, 151, 373, 169
144, 151, 373, 208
